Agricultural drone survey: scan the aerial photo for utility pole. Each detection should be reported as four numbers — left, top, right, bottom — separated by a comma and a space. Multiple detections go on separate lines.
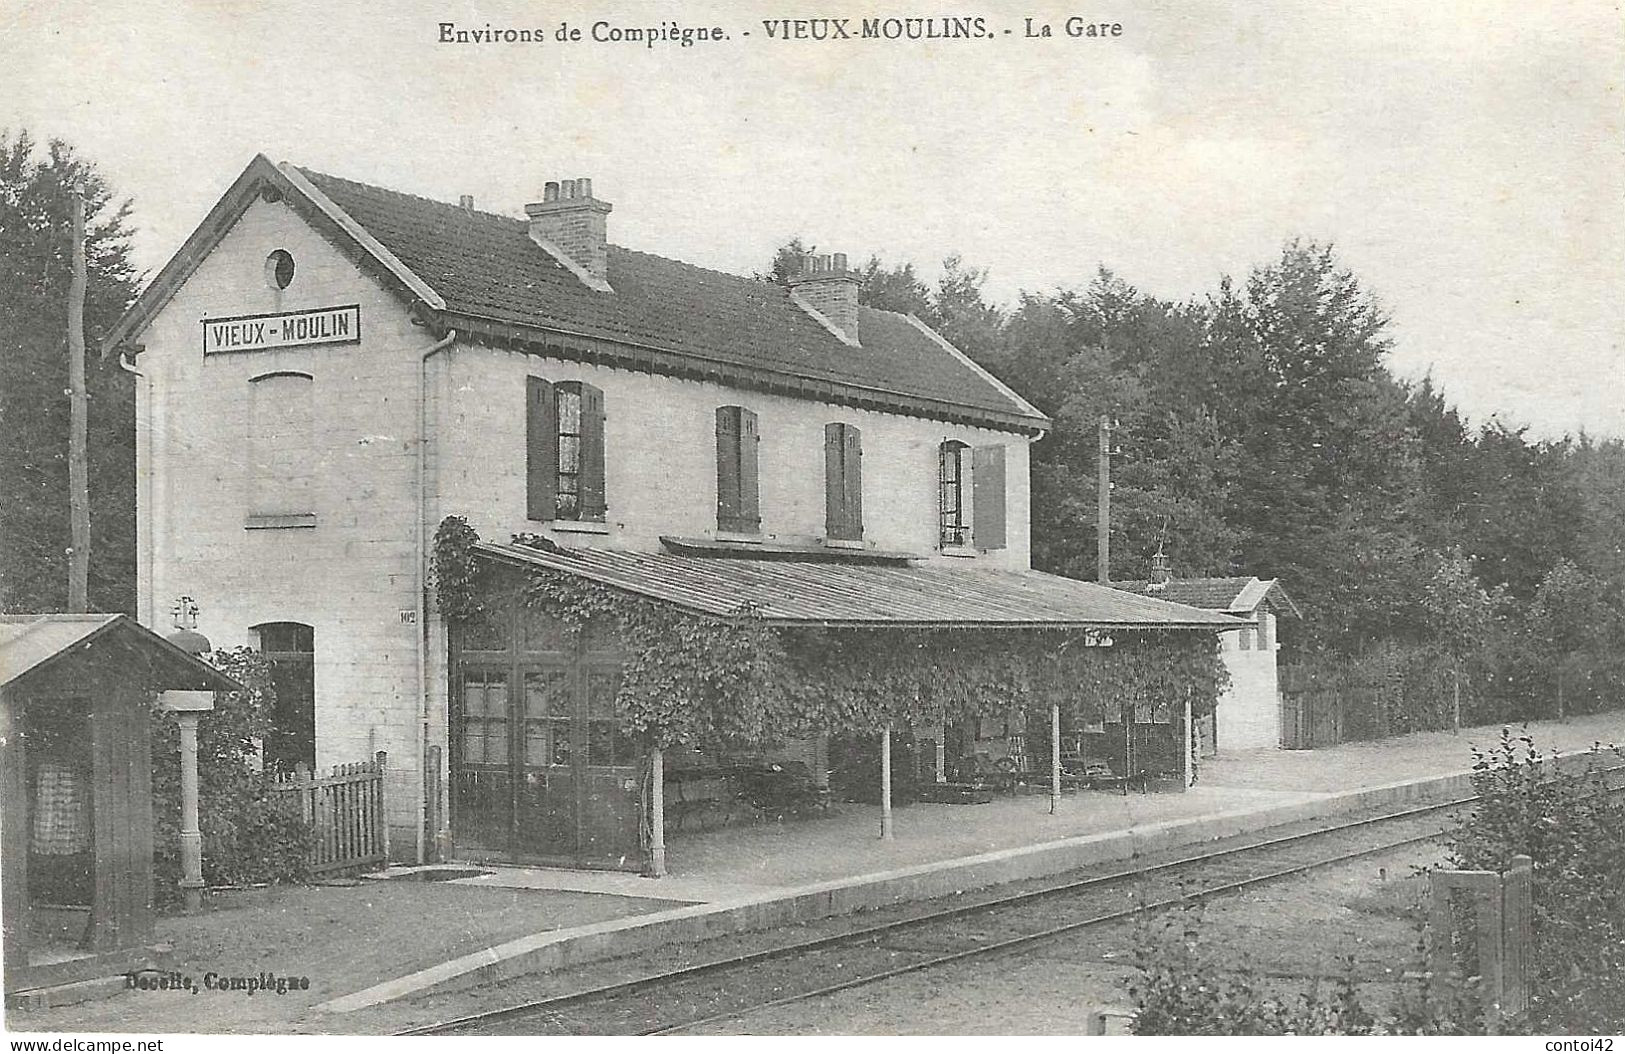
67, 181, 90, 612
1097, 414, 1111, 584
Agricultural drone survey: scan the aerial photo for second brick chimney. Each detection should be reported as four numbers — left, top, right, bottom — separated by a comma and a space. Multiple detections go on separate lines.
525, 178, 613, 292
789, 252, 861, 346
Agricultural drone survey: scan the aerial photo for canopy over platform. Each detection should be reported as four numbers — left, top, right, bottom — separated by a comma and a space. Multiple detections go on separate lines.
477, 542, 1246, 630
0, 614, 242, 694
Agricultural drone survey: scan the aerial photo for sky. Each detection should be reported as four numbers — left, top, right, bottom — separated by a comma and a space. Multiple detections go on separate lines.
4, 0, 1622, 439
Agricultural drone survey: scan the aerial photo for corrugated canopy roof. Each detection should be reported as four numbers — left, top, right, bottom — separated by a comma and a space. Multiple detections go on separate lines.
0, 614, 243, 692
478, 543, 1245, 630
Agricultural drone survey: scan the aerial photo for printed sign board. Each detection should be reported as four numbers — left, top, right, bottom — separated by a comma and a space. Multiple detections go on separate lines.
201, 305, 361, 354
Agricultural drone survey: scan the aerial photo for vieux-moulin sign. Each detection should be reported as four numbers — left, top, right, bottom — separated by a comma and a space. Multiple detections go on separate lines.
201, 305, 360, 355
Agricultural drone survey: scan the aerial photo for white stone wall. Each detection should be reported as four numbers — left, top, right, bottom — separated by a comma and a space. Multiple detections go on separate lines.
1215, 611, 1281, 751
136, 196, 433, 854
136, 193, 1037, 861
430, 345, 1034, 567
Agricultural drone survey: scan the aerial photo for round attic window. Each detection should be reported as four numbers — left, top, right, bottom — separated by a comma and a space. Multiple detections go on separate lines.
265, 249, 295, 290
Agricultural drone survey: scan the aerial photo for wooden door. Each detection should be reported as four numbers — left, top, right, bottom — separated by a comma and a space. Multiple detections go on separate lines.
450, 665, 513, 855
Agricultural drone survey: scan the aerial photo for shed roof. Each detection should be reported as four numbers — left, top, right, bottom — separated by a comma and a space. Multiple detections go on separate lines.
102, 156, 1049, 435
478, 543, 1245, 630
1109, 577, 1301, 618
0, 614, 243, 692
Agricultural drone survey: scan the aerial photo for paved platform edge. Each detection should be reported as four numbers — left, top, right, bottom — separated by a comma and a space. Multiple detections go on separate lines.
318, 760, 1504, 1014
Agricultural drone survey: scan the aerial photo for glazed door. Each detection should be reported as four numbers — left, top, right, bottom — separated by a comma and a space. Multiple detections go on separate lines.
450, 666, 513, 855
577, 665, 641, 866
451, 594, 642, 869
515, 667, 577, 861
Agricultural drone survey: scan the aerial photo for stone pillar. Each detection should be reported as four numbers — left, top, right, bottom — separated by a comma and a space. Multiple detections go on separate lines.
647, 746, 667, 877
879, 727, 894, 841
177, 712, 205, 913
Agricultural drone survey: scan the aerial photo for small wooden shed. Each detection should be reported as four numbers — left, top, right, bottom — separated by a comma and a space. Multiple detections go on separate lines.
1, 614, 240, 998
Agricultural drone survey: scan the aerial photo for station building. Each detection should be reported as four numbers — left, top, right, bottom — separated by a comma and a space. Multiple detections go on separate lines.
103, 156, 1242, 871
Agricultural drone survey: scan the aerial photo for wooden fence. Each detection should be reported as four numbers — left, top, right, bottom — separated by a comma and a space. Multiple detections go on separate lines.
1279, 667, 1395, 749
270, 752, 389, 875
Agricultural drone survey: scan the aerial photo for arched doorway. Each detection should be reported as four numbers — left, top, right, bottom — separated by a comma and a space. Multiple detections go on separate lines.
254, 622, 315, 773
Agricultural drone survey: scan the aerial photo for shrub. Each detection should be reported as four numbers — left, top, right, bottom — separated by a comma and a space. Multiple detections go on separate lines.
149, 647, 312, 905
1445, 729, 1625, 1032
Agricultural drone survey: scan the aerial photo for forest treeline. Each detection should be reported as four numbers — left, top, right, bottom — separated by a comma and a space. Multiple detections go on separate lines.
4, 132, 1621, 724
770, 239, 1625, 721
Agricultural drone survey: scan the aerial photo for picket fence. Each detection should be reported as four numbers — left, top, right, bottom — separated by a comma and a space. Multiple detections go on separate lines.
270, 751, 389, 874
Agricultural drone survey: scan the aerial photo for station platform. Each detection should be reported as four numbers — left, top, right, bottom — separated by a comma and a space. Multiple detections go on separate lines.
321, 710, 1624, 1015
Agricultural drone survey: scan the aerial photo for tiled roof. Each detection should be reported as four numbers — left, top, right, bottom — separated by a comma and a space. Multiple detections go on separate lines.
298, 168, 1043, 428
479, 543, 1244, 630
0, 614, 242, 691
1110, 577, 1299, 617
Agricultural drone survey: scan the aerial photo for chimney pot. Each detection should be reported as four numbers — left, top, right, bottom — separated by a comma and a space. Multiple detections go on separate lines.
544, 181, 560, 202
833, 252, 848, 271
578, 177, 592, 198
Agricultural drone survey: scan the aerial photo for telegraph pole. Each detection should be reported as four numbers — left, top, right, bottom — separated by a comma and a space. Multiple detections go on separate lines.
1097, 415, 1111, 584
67, 181, 90, 612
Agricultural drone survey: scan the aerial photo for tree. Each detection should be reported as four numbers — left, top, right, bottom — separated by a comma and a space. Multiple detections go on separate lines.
1421, 548, 1500, 731
0, 131, 139, 614
1526, 559, 1611, 720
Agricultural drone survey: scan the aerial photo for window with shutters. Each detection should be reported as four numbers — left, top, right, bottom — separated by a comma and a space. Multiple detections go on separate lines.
824, 422, 863, 542
716, 406, 761, 533
939, 440, 969, 547
527, 378, 606, 522
247, 372, 315, 523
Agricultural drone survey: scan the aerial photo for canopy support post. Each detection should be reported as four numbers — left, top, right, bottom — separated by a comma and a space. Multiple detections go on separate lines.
879, 727, 894, 841
1050, 702, 1062, 814
648, 746, 667, 877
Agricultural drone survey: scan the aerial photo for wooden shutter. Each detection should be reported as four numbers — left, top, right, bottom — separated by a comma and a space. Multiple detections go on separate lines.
972, 444, 1007, 549
824, 423, 845, 538
739, 408, 760, 530
578, 382, 607, 521
843, 425, 863, 540
825, 423, 863, 541
716, 407, 741, 528
717, 407, 760, 532
525, 377, 557, 521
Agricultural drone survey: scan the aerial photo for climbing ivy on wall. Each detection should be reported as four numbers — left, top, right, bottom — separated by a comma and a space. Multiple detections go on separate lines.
432, 518, 1229, 750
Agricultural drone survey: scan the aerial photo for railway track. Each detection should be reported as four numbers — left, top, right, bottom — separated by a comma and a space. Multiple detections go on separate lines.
401, 794, 1474, 1036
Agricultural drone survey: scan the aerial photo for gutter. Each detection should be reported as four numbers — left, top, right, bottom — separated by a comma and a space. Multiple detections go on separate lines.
416, 326, 458, 865
118, 353, 156, 627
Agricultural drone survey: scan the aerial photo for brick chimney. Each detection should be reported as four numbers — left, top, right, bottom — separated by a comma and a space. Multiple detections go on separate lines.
789, 252, 861, 346
525, 178, 613, 291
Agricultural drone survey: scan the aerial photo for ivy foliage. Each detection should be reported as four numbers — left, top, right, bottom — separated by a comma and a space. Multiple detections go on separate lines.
435, 518, 1229, 749
430, 514, 484, 622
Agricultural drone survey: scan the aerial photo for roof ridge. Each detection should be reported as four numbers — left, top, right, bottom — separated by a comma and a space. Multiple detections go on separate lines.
297, 169, 949, 324
296, 166, 525, 226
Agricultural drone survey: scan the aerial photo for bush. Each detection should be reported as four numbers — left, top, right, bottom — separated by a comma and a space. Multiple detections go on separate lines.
1445, 729, 1625, 1032
1128, 730, 1625, 1035
149, 647, 312, 904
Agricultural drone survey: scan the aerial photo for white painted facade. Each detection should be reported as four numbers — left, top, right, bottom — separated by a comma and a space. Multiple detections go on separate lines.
1215, 610, 1281, 751
131, 193, 1036, 856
